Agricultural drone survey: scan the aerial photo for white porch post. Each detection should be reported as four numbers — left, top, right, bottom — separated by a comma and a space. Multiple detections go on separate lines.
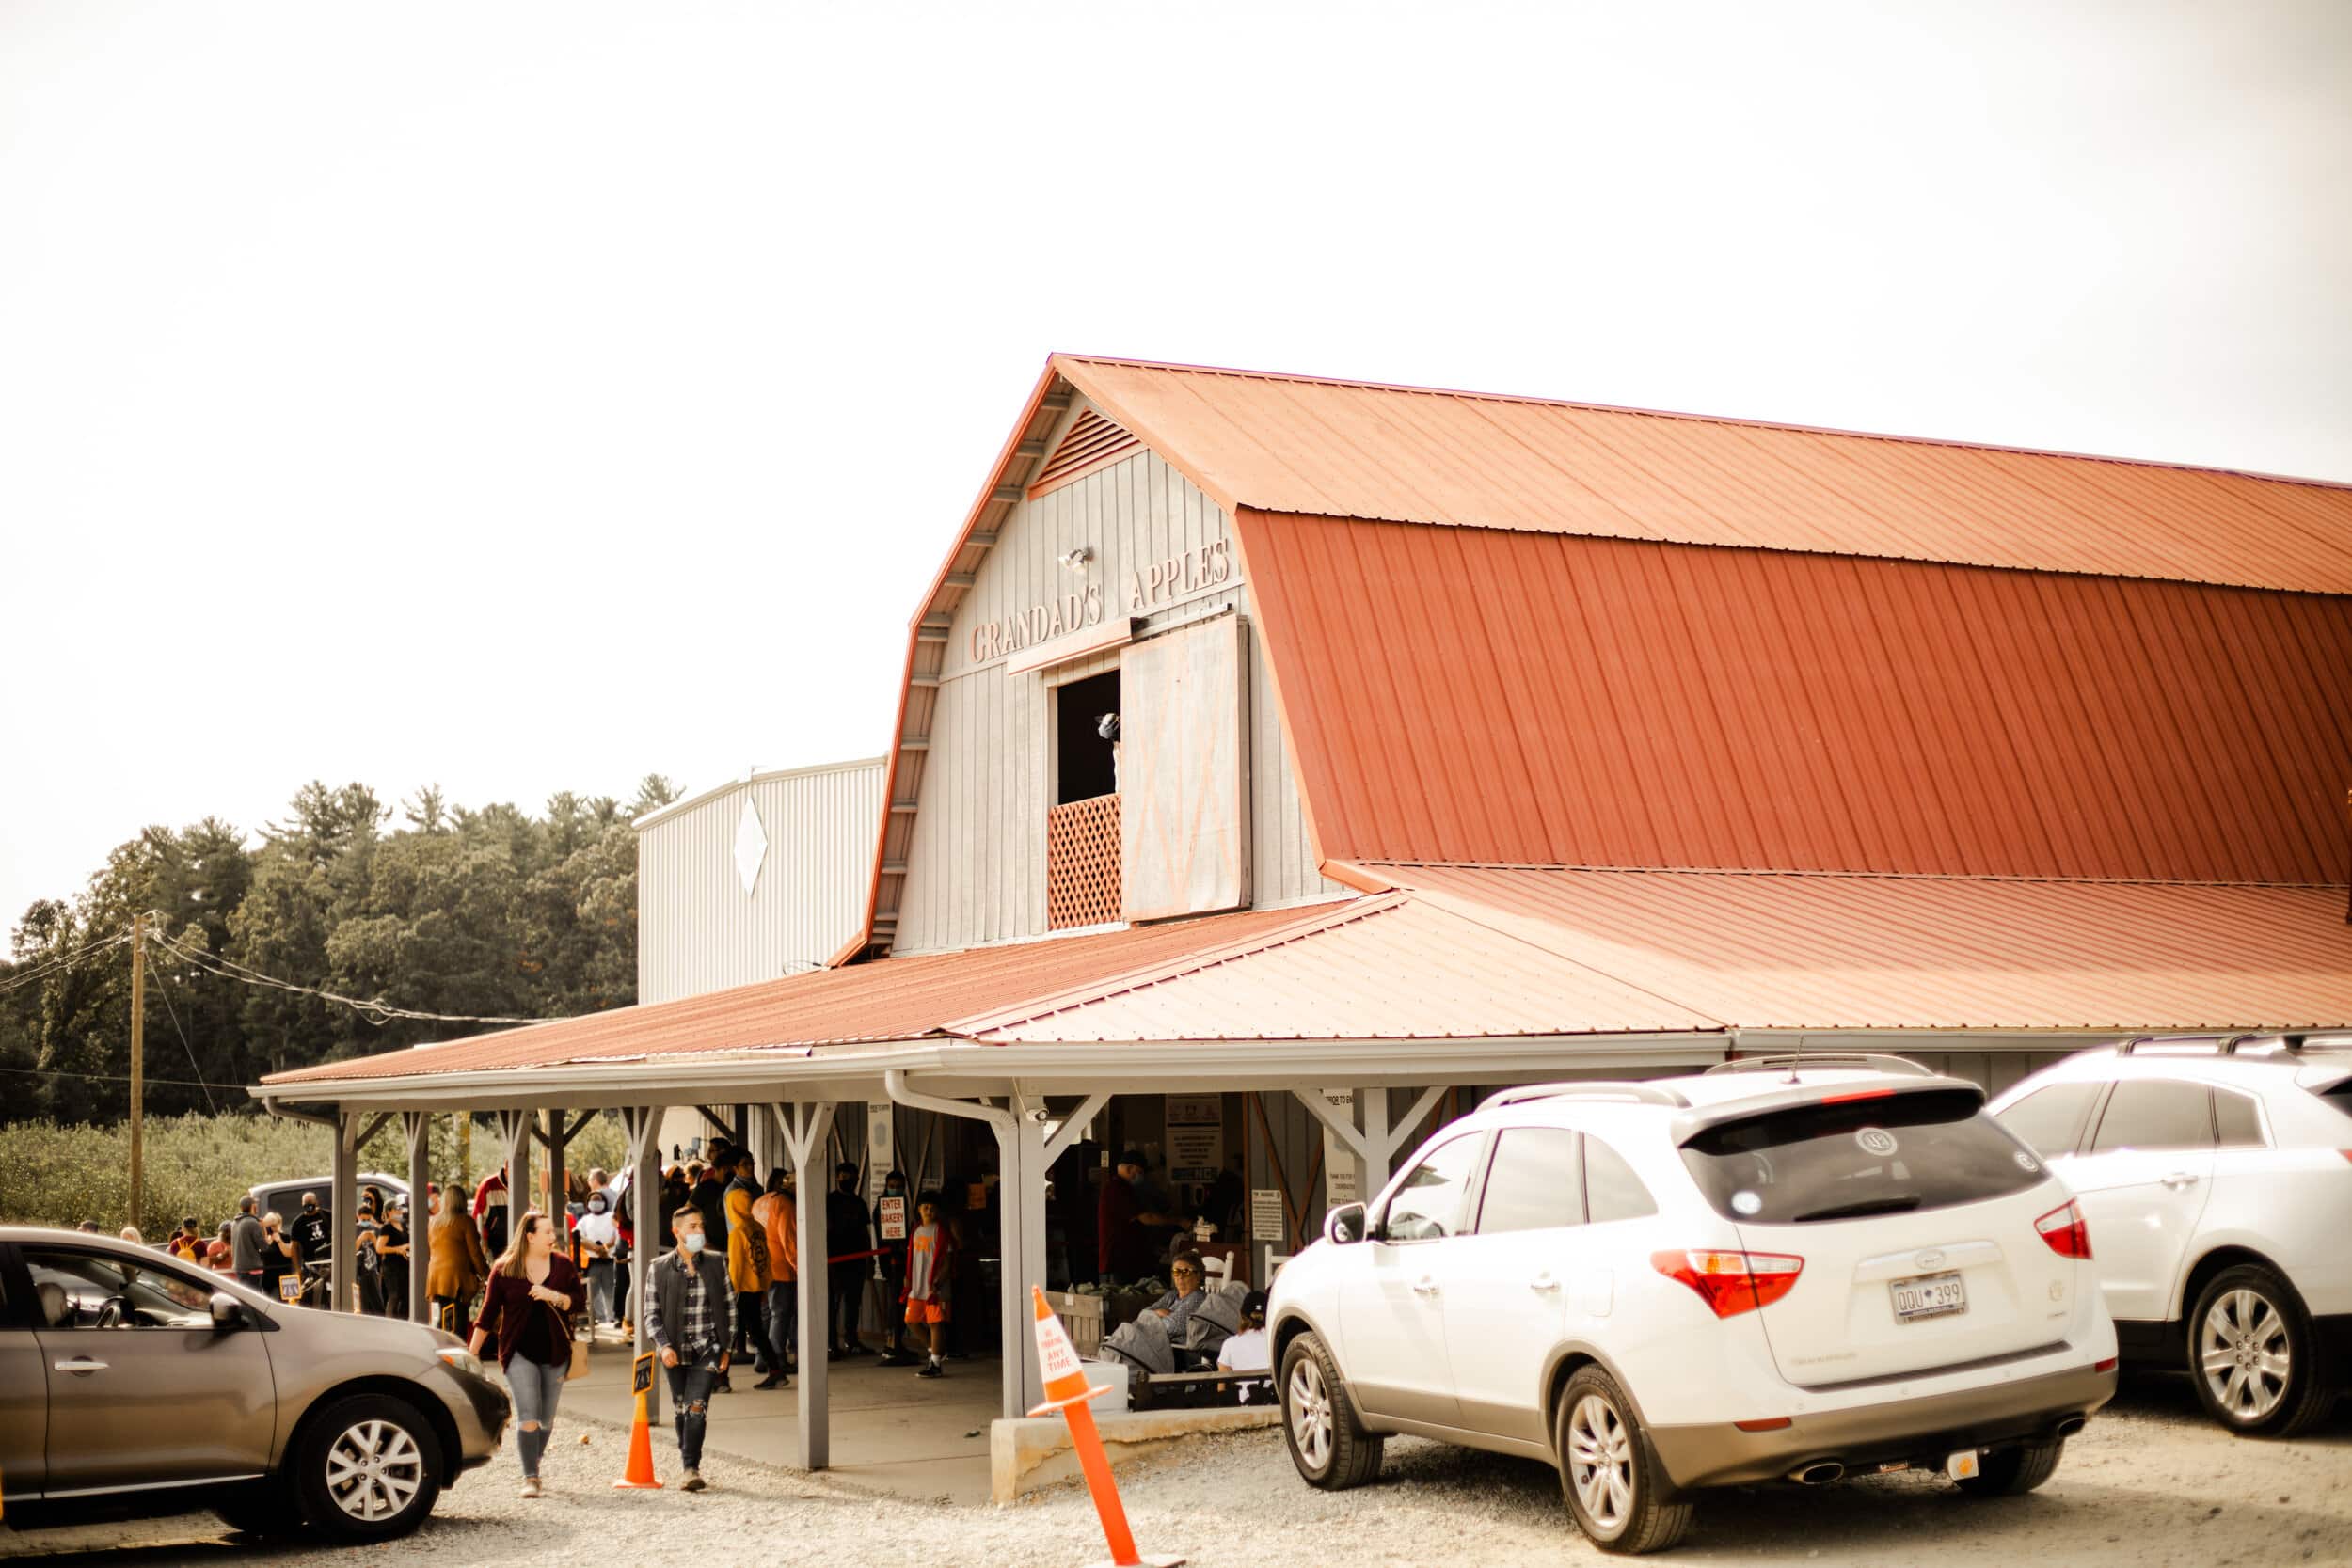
1361, 1090, 1392, 1202
1294, 1085, 1446, 1212
402, 1111, 433, 1322
620, 1105, 664, 1425
779, 1101, 837, 1469
495, 1108, 533, 1242
330, 1111, 358, 1312
1006, 1089, 1105, 1418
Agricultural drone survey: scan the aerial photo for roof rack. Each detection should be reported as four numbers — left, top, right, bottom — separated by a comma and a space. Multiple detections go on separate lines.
2114, 1033, 2261, 1055
1486, 1082, 1692, 1110
1702, 1053, 1938, 1079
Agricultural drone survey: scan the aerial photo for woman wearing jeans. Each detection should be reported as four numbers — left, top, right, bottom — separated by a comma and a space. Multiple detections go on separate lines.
469, 1210, 582, 1497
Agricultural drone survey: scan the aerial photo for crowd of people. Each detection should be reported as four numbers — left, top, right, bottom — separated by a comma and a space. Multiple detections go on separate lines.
85, 1130, 1262, 1497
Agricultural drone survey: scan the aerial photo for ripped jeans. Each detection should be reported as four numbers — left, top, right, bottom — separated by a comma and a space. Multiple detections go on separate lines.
665, 1357, 722, 1470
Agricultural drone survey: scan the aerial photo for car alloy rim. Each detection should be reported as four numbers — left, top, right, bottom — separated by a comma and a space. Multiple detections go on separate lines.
1566, 1393, 1634, 1533
2201, 1288, 2291, 1421
325, 1418, 424, 1521
1288, 1356, 1334, 1471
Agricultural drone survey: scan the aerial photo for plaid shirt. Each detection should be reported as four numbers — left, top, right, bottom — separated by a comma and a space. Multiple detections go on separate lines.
646, 1248, 730, 1363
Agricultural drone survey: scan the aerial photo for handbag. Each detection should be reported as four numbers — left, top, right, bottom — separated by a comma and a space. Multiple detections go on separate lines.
543, 1293, 589, 1381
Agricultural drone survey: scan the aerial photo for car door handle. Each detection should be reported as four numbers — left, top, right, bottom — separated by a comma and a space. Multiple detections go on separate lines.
2160, 1172, 2201, 1190
1410, 1275, 1438, 1296
54, 1357, 108, 1374
1530, 1272, 1561, 1292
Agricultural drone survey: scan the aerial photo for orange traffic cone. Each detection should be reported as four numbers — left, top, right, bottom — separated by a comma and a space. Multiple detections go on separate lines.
1029, 1286, 1183, 1568
613, 1350, 664, 1490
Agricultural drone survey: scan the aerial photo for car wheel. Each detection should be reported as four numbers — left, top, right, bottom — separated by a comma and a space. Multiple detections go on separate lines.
1279, 1331, 1383, 1490
1553, 1366, 1692, 1555
213, 1478, 299, 1537
1954, 1437, 2063, 1497
2188, 1264, 2336, 1437
292, 1393, 443, 1541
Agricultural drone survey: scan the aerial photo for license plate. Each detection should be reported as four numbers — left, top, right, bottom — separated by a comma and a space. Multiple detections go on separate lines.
1891, 1270, 1967, 1322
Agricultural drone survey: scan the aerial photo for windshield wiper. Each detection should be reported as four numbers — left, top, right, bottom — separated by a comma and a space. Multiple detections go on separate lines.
1790, 1195, 1923, 1223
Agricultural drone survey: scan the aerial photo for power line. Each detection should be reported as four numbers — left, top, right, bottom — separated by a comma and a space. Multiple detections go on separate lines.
0, 929, 134, 998
1, 1064, 225, 1091
149, 929, 551, 1029
146, 958, 218, 1115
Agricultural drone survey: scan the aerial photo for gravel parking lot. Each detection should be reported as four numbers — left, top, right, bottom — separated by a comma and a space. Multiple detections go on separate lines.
7, 1376, 2347, 1567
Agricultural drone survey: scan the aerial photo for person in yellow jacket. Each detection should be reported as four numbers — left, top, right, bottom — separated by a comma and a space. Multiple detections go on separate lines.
723, 1149, 773, 1391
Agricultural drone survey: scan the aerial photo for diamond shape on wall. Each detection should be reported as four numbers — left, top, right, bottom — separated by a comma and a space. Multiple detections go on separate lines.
734, 798, 768, 896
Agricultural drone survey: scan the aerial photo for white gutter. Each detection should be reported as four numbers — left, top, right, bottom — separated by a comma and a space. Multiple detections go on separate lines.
882, 1067, 1014, 1135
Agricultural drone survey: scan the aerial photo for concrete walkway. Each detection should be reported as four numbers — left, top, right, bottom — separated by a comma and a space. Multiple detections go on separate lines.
531, 1331, 1005, 1503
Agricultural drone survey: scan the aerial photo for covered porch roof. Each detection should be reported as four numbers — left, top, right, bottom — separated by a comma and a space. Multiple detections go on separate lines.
252, 867, 2352, 1113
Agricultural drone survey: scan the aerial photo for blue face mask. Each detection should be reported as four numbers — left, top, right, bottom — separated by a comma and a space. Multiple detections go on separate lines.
681, 1232, 706, 1254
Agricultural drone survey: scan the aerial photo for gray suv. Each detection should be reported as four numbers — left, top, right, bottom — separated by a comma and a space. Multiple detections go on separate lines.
0, 1227, 506, 1541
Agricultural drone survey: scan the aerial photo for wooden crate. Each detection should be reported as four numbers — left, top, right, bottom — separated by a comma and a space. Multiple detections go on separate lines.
1057, 1291, 1107, 1358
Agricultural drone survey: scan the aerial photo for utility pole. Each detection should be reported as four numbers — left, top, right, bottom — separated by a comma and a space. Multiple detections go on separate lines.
128, 911, 146, 1232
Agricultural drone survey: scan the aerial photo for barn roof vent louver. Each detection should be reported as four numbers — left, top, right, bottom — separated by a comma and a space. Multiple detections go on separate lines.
1026, 407, 1143, 499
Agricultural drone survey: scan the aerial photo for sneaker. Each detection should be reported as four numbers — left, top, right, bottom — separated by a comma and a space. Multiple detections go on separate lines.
878, 1351, 916, 1367
917, 1361, 944, 1378
753, 1372, 787, 1390
518, 1476, 543, 1498
681, 1468, 707, 1493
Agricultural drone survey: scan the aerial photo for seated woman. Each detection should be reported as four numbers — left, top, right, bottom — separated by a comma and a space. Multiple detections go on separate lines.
1148, 1252, 1208, 1341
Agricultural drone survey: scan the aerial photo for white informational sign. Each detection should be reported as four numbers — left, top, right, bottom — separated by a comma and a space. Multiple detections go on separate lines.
1165, 1094, 1224, 1183
866, 1102, 894, 1198
1250, 1188, 1286, 1243
1321, 1089, 1359, 1206
878, 1196, 907, 1242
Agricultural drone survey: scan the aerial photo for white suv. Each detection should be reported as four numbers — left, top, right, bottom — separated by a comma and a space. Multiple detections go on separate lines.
1267, 1058, 2118, 1554
1988, 1033, 2352, 1437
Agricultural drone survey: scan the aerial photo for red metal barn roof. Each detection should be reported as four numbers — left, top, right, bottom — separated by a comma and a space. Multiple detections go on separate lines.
848, 356, 2351, 959
1055, 356, 2352, 594
1382, 865, 2352, 1033
1238, 512, 2352, 882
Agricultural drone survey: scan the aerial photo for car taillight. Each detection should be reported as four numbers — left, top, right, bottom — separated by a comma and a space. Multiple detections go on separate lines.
1651, 1249, 1804, 1317
2035, 1199, 2092, 1259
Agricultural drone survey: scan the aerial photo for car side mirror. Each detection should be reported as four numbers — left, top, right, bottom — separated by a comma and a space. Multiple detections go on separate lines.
210, 1291, 251, 1331
1323, 1203, 1368, 1245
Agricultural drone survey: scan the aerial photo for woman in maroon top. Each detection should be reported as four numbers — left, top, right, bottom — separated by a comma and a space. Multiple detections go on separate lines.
468, 1211, 582, 1497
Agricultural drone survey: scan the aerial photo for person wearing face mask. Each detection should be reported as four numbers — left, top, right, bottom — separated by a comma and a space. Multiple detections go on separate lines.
644, 1205, 734, 1492
750, 1167, 797, 1387
825, 1162, 873, 1357
575, 1186, 621, 1327
871, 1168, 916, 1365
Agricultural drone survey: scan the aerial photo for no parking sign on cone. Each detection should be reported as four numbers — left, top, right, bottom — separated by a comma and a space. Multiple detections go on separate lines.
1029, 1286, 1183, 1568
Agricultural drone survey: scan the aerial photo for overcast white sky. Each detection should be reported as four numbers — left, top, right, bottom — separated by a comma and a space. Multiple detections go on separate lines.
2, 0, 2346, 936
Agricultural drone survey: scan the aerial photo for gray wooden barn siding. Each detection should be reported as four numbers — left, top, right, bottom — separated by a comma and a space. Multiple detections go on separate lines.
894, 431, 1341, 957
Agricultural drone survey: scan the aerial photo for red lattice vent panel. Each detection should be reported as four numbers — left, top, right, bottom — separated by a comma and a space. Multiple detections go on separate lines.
1047, 793, 1123, 929
1027, 409, 1143, 499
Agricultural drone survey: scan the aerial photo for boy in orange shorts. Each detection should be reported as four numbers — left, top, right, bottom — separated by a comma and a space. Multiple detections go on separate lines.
903, 1191, 957, 1378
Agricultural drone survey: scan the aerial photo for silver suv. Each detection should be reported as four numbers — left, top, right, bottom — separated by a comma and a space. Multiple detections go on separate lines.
0, 1227, 506, 1541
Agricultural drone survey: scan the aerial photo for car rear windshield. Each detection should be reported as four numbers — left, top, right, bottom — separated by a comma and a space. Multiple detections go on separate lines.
1680, 1087, 2048, 1226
